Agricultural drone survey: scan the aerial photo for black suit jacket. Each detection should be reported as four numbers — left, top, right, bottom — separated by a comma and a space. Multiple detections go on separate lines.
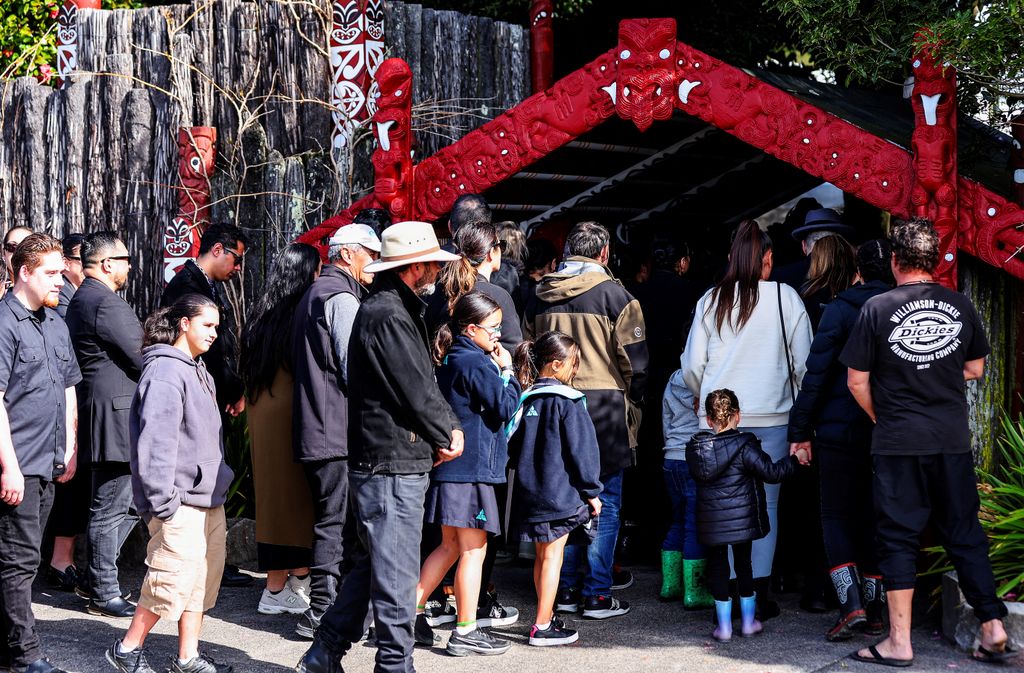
160, 260, 242, 407
65, 277, 144, 464
56, 275, 77, 319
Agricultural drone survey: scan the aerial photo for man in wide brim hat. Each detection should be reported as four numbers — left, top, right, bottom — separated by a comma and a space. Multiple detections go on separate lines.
297, 221, 464, 673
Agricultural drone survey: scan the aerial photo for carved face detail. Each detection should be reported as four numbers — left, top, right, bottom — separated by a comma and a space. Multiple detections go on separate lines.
609, 18, 678, 132
372, 58, 414, 219
164, 217, 195, 258
177, 128, 216, 220
912, 125, 954, 191
910, 42, 956, 128
365, 0, 384, 41
331, 0, 363, 45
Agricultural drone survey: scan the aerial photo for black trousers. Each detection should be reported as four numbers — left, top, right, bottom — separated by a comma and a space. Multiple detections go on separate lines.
707, 541, 754, 602
46, 466, 89, 539
874, 452, 1007, 622
819, 445, 877, 574
302, 458, 349, 615
0, 477, 54, 668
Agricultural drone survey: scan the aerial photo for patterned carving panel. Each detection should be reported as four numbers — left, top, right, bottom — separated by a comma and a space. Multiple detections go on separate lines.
613, 19, 678, 132
164, 127, 215, 283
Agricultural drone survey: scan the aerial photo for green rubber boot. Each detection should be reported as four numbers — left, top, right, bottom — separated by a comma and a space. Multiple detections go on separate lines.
683, 558, 715, 609
659, 550, 685, 601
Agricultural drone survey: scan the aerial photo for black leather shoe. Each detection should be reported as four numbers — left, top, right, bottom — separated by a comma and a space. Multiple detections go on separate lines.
47, 565, 79, 593
220, 564, 253, 588
88, 596, 136, 618
12, 658, 67, 673
75, 583, 131, 601
295, 640, 342, 673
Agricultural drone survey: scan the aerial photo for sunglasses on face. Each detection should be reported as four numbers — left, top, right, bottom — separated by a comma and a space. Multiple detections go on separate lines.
224, 248, 244, 265
473, 323, 503, 336
3, 242, 18, 254
100, 256, 131, 264
491, 240, 508, 253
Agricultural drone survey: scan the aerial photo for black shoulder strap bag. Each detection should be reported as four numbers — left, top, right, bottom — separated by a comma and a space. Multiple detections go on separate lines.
777, 281, 796, 404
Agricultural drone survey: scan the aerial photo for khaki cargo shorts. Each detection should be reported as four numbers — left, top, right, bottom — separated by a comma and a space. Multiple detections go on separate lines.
138, 504, 226, 620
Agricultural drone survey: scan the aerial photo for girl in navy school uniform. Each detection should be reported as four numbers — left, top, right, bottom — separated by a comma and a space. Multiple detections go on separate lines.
507, 330, 603, 647
415, 292, 521, 657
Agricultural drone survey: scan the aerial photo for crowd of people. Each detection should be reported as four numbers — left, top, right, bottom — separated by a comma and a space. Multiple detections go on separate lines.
0, 194, 1017, 673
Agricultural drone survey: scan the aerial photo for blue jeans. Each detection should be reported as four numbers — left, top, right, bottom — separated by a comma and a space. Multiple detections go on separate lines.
87, 463, 139, 601
662, 459, 705, 559
742, 425, 787, 579
317, 471, 428, 673
559, 469, 622, 599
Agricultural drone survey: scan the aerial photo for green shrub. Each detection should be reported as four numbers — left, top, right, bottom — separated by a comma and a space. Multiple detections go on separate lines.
977, 414, 1024, 599
222, 412, 254, 519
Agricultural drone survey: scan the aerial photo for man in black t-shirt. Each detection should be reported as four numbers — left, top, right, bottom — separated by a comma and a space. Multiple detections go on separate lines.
840, 218, 1015, 666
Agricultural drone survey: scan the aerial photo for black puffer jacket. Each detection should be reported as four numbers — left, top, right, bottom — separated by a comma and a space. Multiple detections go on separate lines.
686, 429, 798, 546
787, 280, 890, 447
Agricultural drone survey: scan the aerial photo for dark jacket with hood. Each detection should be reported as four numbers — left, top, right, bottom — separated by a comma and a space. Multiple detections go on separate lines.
433, 335, 520, 483
347, 272, 460, 474
291, 265, 366, 462
685, 429, 798, 546
130, 344, 233, 522
426, 274, 523, 352
523, 256, 648, 475
507, 379, 603, 522
161, 260, 243, 407
787, 280, 890, 447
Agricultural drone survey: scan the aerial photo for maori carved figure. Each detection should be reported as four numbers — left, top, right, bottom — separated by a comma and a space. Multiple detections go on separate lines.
164, 128, 216, 284
610, 19, 678, 132
529, 0, 554, 93
56, 0, 99, 88
371, 58, 415, 221
672, 40, 912, 216
909, 41, 959, 287
412, 49, 618, 221
329, 0, 384, 172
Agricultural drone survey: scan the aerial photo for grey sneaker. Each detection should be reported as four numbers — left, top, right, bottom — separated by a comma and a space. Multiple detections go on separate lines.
446, 628, 511, 657
105, 641, 157, 673
169, 653, 233, 673
295, 609, 322, 640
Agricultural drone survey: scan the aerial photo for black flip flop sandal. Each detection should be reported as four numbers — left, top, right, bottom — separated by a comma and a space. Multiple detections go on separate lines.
974, 645, 1019, 664
850, 644, 914, 668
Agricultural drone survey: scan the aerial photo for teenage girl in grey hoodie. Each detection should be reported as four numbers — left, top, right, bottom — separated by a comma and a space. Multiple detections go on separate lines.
109, 293, 235, 673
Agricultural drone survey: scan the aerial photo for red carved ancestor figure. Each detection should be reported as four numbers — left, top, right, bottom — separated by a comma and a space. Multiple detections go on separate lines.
164, 127, 215, 284
371, 58, 415, 221
612, 19, 677, 132
909, 40, 959, 286
529, 0, 554, 93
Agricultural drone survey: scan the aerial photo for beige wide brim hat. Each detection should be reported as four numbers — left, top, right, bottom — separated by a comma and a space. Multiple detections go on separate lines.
363, 220, 460, 273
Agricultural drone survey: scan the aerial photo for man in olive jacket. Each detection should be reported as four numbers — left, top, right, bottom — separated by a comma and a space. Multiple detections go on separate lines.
523, 220, 648, 620
297, 221, 464, 673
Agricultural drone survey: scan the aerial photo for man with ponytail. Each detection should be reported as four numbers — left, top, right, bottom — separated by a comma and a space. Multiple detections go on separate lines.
297, 221, 464, 673
523, 220, 648, 620
0, 233, 82, 673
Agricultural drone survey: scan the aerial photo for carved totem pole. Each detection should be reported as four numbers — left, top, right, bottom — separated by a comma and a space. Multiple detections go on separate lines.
909, 40, 958, 287
56, 0, 101, 88
329, 0, 385, 175
164, 128, 216, 284
529, 0, 554, 93
371, 58, 415, 221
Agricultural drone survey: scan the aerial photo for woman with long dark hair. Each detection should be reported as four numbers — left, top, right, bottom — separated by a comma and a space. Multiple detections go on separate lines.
240, 243, 321, 616
427, 223, 522, 351
681, 219, 812, 617
800, 234, 857, 330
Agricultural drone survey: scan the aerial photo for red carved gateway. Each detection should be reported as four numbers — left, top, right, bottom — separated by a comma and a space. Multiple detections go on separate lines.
299, 19, 1024, 286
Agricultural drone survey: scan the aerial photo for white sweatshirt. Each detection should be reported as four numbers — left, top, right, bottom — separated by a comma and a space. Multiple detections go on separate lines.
681, 281, 812, 428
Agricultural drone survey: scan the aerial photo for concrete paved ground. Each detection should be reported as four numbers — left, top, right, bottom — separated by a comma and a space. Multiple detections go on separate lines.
33, 565, 1022, 673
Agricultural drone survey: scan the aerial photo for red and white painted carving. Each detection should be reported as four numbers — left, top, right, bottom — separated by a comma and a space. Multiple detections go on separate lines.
371, 58, 415, 221
909, 41, 959, 286
56, 0, 100, 88
329, 0, 384, 173
529, 0, 554, 93
298, 18, 1024, 284
165, 127, 216, 284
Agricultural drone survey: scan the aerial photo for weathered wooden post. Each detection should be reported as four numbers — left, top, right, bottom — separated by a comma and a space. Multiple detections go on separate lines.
909, 36, 959, 288
164, 127, 216, 284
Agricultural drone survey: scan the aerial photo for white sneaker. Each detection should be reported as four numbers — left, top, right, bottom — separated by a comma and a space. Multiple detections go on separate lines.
258, 585, 309, 615
287, 574, 311, 608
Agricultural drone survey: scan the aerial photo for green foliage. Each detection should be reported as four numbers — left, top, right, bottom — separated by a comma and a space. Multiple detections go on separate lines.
928, 412, 1024, 600
1, 0, 139, 82
768, 0, 1024, 125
